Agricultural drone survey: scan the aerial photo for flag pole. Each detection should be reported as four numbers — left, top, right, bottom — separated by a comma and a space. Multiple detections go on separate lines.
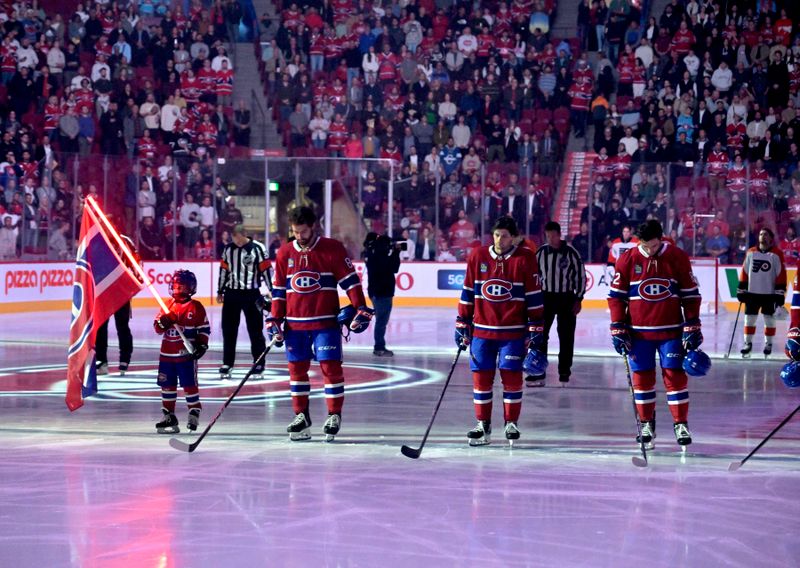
85, 196, 195, 354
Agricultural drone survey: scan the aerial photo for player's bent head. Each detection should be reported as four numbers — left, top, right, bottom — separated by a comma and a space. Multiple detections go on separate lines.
288, 206, 317, 227
492, 215, 519, 237
232, 224, 247, 237
636, 219, 663, 242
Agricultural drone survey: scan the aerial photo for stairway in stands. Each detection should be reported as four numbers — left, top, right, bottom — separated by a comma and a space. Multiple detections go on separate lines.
554, 152, 596, 238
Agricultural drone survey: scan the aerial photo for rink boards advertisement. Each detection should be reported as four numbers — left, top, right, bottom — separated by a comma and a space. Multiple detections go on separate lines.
0, 261, 789, 312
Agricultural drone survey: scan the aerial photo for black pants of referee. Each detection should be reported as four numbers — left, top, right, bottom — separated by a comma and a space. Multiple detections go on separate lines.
221, 289, 266, 368
540, 291, 578, 378
96, 303, 133, 365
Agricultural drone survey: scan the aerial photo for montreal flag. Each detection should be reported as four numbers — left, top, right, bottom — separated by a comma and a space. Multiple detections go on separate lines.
66, 204, 142, 411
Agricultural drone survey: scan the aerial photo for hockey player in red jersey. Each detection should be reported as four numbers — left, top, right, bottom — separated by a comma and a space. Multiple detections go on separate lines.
457, 216, 545, 446
608, 220, 702, 448
153, 270, 210, 434
268, 206, 373, 442
783, 267, 800, 384
737, 228, 787, 358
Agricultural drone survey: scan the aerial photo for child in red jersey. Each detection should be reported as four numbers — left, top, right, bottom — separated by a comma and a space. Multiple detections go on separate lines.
153, 270, 210, 433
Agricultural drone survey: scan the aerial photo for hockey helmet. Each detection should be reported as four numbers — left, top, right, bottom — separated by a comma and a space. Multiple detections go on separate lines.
523, 349, 548, 376
170, 269, 197, 300
780, 361, 800, 388
337, 305, 357, 328
683, 349, 711, 377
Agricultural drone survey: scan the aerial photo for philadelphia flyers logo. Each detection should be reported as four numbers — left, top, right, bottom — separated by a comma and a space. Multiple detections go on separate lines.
481, 279, 512, 302
290, 271, 322, 293
639, 278, 672, 301
752, 259, 772, 272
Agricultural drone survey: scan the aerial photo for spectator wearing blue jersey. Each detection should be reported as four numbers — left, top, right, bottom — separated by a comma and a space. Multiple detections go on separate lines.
439, 138, 463, 177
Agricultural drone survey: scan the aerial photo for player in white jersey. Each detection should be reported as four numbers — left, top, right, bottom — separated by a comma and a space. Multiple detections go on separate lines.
737, 228, 787, 357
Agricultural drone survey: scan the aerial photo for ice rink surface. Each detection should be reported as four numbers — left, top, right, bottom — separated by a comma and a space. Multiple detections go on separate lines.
1, 306, 798, 567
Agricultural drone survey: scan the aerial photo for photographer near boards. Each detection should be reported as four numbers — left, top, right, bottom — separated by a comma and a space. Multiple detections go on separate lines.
364, 232, 402, 357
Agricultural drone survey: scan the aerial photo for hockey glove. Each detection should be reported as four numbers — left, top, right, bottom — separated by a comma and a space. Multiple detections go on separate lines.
785, 327, 800, 362
191, 343, 208, 360
523, 347, 548, 376
265, 317, 284, 347
156, 312, 177, 330
774, 293, 786, 309
682, 318, 703, 351
454, 316, 472, 348
610, 322, 632, 355
527, 321, 545, 351
349, 306, 374, 334
736, 288, 748, 303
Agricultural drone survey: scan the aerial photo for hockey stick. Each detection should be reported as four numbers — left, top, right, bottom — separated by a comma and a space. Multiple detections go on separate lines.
401, 345, 465, 459
622, 354, 648, 468
728, 402, 800, 471
169, 337, 278, 453
724, 302, 743, 359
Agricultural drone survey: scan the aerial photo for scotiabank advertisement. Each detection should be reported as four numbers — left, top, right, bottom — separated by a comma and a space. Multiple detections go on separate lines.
0, 261, 793, 312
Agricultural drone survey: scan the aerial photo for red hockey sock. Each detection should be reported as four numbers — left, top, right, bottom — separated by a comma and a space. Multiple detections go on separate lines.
499, 369, 523, 423
288, 360, 311, 414
320, 360, 344, 415
472, 370, 495, 422
161, 388, 177, 413
632, 369, 656, 422
663, 368, 689, 423
184, 386, 201, 410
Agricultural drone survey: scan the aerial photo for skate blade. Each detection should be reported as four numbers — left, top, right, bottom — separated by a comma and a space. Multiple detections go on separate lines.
251, 373, 263, 380
289, 429, 312, 441
157, 426, 180, 434
468, 437, 491, 446
325, 434, 336, 443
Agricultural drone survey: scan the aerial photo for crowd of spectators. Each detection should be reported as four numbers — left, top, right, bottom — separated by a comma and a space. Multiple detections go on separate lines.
576, 0, 800, 265
259, 0, 625, 258
0, 0, 256, 261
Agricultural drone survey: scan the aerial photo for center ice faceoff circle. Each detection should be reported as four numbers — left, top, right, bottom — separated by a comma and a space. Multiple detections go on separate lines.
0, 361, 443, 403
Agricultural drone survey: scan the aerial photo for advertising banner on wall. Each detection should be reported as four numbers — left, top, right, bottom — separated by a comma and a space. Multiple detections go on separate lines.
0, 261, 794, 312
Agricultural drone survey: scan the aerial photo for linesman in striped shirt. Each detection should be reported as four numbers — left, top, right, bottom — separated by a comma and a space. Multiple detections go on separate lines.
217, 224, 272, 379
527, 221, 586, 386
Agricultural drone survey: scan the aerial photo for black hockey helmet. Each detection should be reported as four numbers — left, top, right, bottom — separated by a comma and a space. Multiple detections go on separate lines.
170, 269, 197, 300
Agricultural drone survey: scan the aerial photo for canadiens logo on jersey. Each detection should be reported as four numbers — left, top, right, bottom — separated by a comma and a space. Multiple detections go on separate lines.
638, 278, 673, 301
480, 279, 513, 302
290, 271, 322, 293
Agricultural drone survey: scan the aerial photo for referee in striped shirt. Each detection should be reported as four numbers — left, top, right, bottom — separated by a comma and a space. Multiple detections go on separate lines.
527, 221, 586, 386
217, 224, 272, 378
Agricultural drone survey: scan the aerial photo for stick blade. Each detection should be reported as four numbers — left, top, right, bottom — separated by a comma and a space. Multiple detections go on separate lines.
728, 461, 743, 472
169, 437, 195, 453
400, 445, 422, 459
632, 455, 648, 468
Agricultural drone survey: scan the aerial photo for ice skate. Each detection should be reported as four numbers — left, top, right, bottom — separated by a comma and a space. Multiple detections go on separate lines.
740, 342, 752, 358
287, 411, 312, 441
525, 374, 546, 388
119, 362, 129, 376
156, 409, 179, 434
467, 420, 491, 446
637, 420, 656, 450
674, 422, 692, 448
251, 363, 264, 380
504, 421, 520, 446
187, 408, 200, 432
763, 343, 773, 358
218, 365, 232, 379
96, 361, 109, 376
323, 413, 341, 442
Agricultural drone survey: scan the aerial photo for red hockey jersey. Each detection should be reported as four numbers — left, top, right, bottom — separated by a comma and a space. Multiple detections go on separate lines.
272, 236, 366, 330
608, 241, 701, 340
458, 244, 544, 340
154, 298, 210, 362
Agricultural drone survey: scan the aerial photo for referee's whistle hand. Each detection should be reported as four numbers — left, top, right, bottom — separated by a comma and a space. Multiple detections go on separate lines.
572, 300, 582, 316
217, 294, 224, 304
